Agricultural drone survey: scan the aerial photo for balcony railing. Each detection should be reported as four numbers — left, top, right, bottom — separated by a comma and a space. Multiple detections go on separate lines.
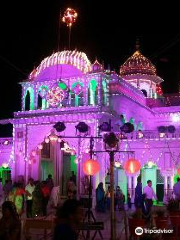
117, 130, 180, 141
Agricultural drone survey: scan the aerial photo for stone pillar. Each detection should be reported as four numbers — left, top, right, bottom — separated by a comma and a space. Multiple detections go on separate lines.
164, 175, 168, 196
34, 85, 38, 110
169, 175, 174, 196
51, 141, 63, 188
98, 77, 102, 106
132, 175, 137, 202
84, 76, 89, 106
127, 176, 132, 197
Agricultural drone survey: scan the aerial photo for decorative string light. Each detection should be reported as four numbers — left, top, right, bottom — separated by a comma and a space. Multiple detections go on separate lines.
120, 50, 156, 76
62, 8, 78, 27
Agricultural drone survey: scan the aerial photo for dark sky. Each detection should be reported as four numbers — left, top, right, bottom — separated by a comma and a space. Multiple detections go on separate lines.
0, 0, 180, 122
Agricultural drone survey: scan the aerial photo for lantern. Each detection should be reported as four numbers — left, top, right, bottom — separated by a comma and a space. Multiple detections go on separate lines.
83, 159, 100, 176
177, 168, 180, 176
124, 158, 141, 174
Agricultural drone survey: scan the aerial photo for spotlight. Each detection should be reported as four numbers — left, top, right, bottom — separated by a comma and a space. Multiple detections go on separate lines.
53, 122, 66, 132
99, 121, 111, 132
103, 132, 119, 149
157, 126, 167, 133
75, 122, 89, 133
167, 125, 176, 133
120, 123, 134, 133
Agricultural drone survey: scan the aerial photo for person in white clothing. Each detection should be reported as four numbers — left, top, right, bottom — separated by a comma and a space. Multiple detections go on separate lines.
143, 180, 157, 218
25, 178, 35, 218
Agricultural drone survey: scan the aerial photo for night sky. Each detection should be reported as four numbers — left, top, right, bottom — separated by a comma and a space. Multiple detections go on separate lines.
0, 0, 180, 123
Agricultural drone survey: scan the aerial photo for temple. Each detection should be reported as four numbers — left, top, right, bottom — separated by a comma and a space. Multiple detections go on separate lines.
0, 47, 180, 203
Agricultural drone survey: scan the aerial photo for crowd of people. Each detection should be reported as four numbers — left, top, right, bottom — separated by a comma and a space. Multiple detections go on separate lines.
0, 174, 54, 219
1, 174, 180, 240
95, 182, 126, 213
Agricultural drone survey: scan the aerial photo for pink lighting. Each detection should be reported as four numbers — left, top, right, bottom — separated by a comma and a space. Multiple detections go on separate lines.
114, 161, 121, 168
74, 158, 78, 164
172, 114, 180, 123
45, 137, 50, 143
31, 151, 36, 157
4, 140, 9, 145
2, 162, 8, 168
38, 144, 43, 150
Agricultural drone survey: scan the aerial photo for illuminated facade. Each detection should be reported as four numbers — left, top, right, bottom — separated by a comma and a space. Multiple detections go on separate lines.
0, 49, 180, 202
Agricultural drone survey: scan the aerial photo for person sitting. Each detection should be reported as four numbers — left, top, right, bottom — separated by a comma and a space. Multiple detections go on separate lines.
0, 201, 21, 240
53, 199, 84, 240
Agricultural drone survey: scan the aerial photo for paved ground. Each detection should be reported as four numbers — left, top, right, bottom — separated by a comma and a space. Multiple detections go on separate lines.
18, 204, 166, 240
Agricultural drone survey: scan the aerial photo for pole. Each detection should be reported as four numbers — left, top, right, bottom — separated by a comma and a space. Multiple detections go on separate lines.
69, 26, 71, 49
86, 137, 94, 239
110, 151, 116, 240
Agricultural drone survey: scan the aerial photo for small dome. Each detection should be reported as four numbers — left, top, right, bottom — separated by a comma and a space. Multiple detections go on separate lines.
120, 50, 156, 76
91, 59, 103, 72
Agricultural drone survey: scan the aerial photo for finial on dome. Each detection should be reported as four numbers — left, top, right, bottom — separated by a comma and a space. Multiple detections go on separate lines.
135, 37, 140, 51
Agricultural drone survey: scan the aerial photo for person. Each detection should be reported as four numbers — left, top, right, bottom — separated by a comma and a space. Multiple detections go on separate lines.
105, 186, 111, 210
134, 178, 142, 208
96, 182, 105, 212
0, 178, 3, 206
71, 171, 76, 186
115, 186, 124, 210
14, 183, 26, 216
53, 199, 84, 240
32, 182, 43, 217
173, 177, 180, 201
46, 174, 54, 193
67, 178, 77, 199
0, 201, 21, 240
41, 181, 50, 216
3, 180, 12, 201
143, 180, 157, 218
81, 175, 89, 195
127, 193, 132, 209
25, 178, 35, 218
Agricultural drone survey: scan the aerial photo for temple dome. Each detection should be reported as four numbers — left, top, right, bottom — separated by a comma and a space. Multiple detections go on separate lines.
120, 50, 156, 76
29, 50, 92, 81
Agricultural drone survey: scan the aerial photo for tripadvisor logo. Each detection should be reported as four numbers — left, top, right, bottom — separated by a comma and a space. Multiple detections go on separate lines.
135, 227, 143, 235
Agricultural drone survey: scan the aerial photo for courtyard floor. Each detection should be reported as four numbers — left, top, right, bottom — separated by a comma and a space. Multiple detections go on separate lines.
17, 203, 167, 240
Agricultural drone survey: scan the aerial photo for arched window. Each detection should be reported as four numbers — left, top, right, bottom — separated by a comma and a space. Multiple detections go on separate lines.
38, 94, 43, 109
102, 80, 107, 105
38, 86, 49, 109
24, 87, 34, 110
71, 82, 84, 106
58, 81, 68, 107
25, 90, 30, 111
88, 79, 98, 105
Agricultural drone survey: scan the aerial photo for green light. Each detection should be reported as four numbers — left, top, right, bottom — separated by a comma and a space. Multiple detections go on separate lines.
58, 82, 67, 90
